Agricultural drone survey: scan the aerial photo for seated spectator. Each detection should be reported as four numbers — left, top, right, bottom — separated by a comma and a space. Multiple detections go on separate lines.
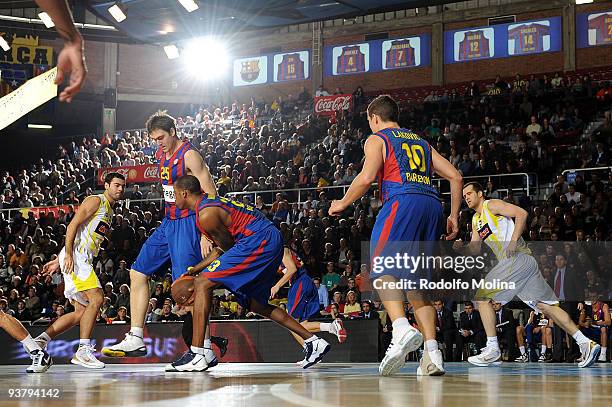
457, 301, 485, 359
111, 306, 131, 323
100, 296, 117, 319
343, 290, 361, 316
493, 301, 519, 361
15, 299, 31, 321
313, 277, 329, 309
158, 303, 179, 322
145, 299, 159, 323
434, 299, 460, 362
579, 292, 610, 362
324, 292, 345, 314
322, 262, 340, 293
359, 300, 379, 320
115, 284, 130, 311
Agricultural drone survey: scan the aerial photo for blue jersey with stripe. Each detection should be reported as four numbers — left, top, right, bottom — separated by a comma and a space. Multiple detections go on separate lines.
372, 127, 439, 203
195, 195, 274, 242
157, 141, 196, 219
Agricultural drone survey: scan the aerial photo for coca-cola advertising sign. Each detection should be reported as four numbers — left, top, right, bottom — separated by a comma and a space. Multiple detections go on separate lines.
97, 164, 159, 185
314, 94, 353, 116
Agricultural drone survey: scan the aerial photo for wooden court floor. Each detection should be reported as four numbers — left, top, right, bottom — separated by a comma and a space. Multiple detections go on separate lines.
0, 363, 610, 407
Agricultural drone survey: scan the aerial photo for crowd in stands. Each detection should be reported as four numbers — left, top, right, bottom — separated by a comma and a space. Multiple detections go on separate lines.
0, 70, 610, 361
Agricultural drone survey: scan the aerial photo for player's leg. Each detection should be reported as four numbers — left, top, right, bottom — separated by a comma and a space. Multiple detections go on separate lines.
534, 302, 599, 367
70, 288, 104, 369
408, 293, 446, 376
167, 274, 218, 372
0, 310, 52, 373
35, 302, 85, 348
468, 300, 502, 366
249, 298, 330, 369
515, 325, 528, 362
103, 220, 171, 357
599, 327, 608, 362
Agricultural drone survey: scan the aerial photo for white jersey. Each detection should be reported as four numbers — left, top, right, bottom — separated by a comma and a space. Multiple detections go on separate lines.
472, 200, 529, 261
74, 194, 113, 260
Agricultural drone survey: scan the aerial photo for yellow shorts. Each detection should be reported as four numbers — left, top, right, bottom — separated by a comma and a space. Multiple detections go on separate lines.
59, 248, 101, 306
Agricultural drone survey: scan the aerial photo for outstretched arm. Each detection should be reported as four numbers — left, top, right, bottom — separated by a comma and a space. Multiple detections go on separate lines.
431, 147, 463, 240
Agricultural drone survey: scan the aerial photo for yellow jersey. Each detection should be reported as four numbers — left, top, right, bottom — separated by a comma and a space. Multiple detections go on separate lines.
75, 194, 113, 260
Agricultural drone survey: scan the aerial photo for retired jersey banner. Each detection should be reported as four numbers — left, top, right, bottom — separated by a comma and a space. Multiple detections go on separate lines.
233, 56, 268, 86
273, 51, 309, 82
97, 164, 158, 185
577, 10, 612, 48
324, 34, 430, 76
314, 94, 353, 116
444, 17, 561, 63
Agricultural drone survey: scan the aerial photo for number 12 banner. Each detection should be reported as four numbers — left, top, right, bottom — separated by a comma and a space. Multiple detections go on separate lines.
444, 17, 561, 64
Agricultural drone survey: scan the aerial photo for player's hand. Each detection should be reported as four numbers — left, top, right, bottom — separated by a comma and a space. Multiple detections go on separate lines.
506, 241, 518, 257
577, 302, 584, 311
270, 285, 280, 299
63, 254, 74, 275
42, 258, 61, 275
186, 266, 201, 276
445, 216, 459, 240
55, 36, 87, 103
200, 235, 213, 257
452, 239, 464, 252
329, 200, 347, 216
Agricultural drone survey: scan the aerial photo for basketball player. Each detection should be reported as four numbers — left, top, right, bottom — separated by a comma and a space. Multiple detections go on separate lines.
168, 175, 330, 372
329, 95, 463, 376
36, 172, 125, 368
456, 182, 601, 368
102, 112, 227, 364
271, 247, 347, 365
34, 0, 86, 102
0, 310, 52, 372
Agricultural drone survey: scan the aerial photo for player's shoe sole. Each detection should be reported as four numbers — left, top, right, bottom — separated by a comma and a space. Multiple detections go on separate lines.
71, 358, 105, 369
101, 348, 147, 358
379, 328, 423, 376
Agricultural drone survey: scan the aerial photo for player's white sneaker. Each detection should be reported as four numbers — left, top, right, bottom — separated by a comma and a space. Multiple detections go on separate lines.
71, 345, 105, 369
416, 349, 445, 376
329, 319, 347, 343
302, 337, 331, 369
468, 346, 502, 367
26, 349, 52, 373
102, 332, 147, 357
166, 350, 213, 372
379, 325, 423, 376
34, 337, 48, 350
578, 341, 601, 368
514, 353, 529, 363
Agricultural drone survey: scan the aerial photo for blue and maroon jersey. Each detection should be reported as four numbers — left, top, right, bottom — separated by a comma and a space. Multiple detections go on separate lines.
371, 128, 439, 203
195, 194, 273, 243
508, 23, 550, 54
337, 46, 366, 74
588, 13, 612, 45
277, 53, 305, 81
157, 141, 197, 219
385, 40, 416, 69
458, 30, 490, 61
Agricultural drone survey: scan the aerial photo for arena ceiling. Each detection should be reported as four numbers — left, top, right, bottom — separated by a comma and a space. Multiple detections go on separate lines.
85, 0, 461, 43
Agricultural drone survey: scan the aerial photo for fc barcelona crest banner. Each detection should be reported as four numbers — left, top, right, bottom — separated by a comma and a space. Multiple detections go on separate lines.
323, 34, 430, 77
443, 17, 561, 64
273, 51, 309, 82
233, 56, 267, 87
577, 10, 612, 48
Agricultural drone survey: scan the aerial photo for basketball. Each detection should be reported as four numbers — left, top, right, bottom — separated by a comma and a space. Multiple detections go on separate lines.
171, 275, 195, 306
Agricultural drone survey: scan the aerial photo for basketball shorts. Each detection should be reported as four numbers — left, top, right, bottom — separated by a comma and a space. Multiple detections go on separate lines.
59, 247, 101, 306
206, 226, 283, 307
369, 193, 443, 282
287, 270, 320, 322
475, 252, 559, 312
132, 214, 202, 281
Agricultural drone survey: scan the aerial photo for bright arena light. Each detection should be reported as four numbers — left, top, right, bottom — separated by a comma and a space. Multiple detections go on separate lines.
182, 37, 229, 80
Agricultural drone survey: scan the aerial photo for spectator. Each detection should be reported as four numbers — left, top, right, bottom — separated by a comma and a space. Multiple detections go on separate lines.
313, 277, 329, 309
434, 299, 460, 362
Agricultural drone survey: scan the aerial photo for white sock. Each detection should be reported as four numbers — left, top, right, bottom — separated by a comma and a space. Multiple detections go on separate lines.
305, 336, 317, 344
486, 336, 499, 351
191, 346, 205, 355
130, 327, 144, 338
425, 339, 438, 352
21, 335, 40, 353
519, 346, 526, 355
571, 330, 590, 345
599, 347, 607, 360
37, 332, 51, 342
319, 322, 332, 332
203, 339, 211, 348
541, 345, 547, 354
79, 339, 91, 346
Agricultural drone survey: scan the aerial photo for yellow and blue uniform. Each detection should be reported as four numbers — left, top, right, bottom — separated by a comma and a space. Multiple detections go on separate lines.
132, 141, 202, 281
369, 128, 443, 281
60, 194, 112, 306
284, 249, 320, 322
196, 195, 283, 307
